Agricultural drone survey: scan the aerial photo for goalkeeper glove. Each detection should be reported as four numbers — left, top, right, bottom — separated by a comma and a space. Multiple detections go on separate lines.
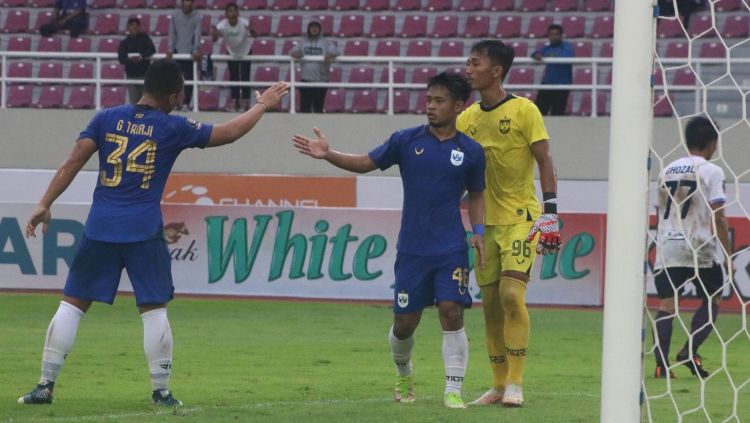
526, 213, 561, 255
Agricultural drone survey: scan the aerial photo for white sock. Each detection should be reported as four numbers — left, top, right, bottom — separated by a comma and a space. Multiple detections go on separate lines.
389, 326, 414, 377
40, 301, 84, 384
443, 328, 468, 395
141, 308, 173, 392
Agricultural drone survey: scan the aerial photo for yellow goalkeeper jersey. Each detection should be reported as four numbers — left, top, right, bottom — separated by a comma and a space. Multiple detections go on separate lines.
457, 94, 549, 225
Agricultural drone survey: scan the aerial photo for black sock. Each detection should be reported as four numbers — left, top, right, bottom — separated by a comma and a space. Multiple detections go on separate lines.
682, 301, 719, 356
654, 310, 674, 366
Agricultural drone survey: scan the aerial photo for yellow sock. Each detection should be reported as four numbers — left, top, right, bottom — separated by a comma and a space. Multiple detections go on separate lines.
500, 277, 530, 387
480, 283, 507, 390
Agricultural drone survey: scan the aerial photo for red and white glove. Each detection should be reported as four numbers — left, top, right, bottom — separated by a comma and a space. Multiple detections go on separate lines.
526, 213, 561, 255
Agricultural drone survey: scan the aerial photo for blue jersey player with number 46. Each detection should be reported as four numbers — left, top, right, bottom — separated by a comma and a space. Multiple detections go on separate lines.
292, 72, 486, 409
19, 59, 289, 407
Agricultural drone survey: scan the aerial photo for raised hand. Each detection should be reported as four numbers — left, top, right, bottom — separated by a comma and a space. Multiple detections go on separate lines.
292, 127, 330, 159
255, 82, 290, 110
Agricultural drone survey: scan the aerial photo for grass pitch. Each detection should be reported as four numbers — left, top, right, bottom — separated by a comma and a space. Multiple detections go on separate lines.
0, 293, 746, 422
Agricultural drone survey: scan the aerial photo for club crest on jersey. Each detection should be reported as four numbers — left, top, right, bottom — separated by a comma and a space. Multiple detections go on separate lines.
450, 149, 464, 166
499, 118, 511, 134
186, 118, 202, 130
397, 291, 409, 308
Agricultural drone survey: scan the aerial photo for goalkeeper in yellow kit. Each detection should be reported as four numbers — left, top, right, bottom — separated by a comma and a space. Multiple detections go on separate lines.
457, 40, 561, 407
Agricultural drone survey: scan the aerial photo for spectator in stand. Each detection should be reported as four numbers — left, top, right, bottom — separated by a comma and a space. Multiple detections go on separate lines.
290, 20, 339, 113
39, 0, 87, 38
659, 0, 705, 29
212, 3, 256, 112
118, 18, 157, 105
167, 0, 203, 110
531, 24, 575, 116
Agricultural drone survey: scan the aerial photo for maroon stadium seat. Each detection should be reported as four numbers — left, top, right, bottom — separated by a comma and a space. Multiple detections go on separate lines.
242, 0, 269, 8
411, 90, 427, 114
715, 0, 741, 11
67, 36, 92, 52
364, 0, 388, 10
350, 90, 378, 113
252, 39, 276, 55
494, 16, 522, 38
4, 0, 28, 6
583, 0, 611, 11
573, 68, 593, 85
7, 85, 33, 108
700, 41, 726, 58
332, 0, 358, 9
281, 39, 297, 54
101, 86, 126, 108
338, 15, 364, 37
575, 92, 608, 116
375, 40, 400, 56
250, 15, 272, 36
97, 37, 120, 53
411, 66, 437, 84
380, 90, 410, 114
425, 0, 451, 11
573, 41, 593, 57
121, 0, 147, 8
315, 14, 334, 35
393, 0, 419, 10
33, 11, 55, 32
93, 13, 121, 35
35, 85, 64, 109
550, 0, 577, 11
271, 0, 297, 9
456, 0, 481, 10
201, 14, 212, 35
464, 16, 489, 38
67, 86, 95, 109
38, 37, 62, 52
562, 16, 585, 38
438, 40, 464, 57
69, 63, 94, 80
653, 94, 673, 117
324, 89, 345, 112
102, 62, 125, 80
153, 15, 172, 36
520, 0, 545, 11
689, 14, 716, 38
527, 16, 553, 39
599, 41, 613, 57
199, 38, 213, 55
657, 18, 684, 38
328, 66, 342, 82
406, 40, 431, 56
400, 15, 427, 38
507, 67, 535, 85
3, 11, 30, 33
8, 61, 32, 84
343, 40, 369, 55
509, 40, 528, 57
348, 66, 375, 83
91, 0, 117, 7
197, 87, 220, 111
590, 16, 614, 38
254, 65, 280, 82
157, 37, 170, 54
302, 0, 328, 9
213, 0, 237, 8
722, 15, 749, 38
672, 68, 696, 86
369, 15, 395, 37
38, 62, 63, 80
7, 36, 32, 51
486, 0, 514, 10
380, 67, 406, 83
431, 16, 458, 38
276, 15, 302, 37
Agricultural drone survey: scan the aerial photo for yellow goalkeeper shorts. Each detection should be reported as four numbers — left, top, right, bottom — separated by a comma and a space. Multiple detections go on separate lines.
475, 223, 538, 286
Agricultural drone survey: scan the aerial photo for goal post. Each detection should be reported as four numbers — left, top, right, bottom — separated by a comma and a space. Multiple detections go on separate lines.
600, 1, 657, 422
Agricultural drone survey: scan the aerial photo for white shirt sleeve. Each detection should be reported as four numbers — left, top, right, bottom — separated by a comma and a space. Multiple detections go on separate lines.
216, 19, 228, 32
705, 164, 726, 205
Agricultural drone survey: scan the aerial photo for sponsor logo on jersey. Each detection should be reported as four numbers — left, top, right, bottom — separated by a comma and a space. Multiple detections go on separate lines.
450, 149, 464, 166
415, 147, 424, 156
499, 118, 511, 134
186, 118, 202, 130
397, 291, 409, 308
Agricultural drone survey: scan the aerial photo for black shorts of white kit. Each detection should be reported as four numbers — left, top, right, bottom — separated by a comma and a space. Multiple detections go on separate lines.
653, 264, 724, 300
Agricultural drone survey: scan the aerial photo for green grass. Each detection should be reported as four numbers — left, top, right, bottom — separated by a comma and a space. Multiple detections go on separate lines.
0, 294, 746, 422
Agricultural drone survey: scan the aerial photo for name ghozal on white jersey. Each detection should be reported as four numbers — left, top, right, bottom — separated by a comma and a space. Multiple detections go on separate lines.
654, 155, 726, 270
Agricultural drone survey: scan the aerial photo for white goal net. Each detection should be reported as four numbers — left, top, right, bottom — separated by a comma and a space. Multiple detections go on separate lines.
642, 1, 750, 421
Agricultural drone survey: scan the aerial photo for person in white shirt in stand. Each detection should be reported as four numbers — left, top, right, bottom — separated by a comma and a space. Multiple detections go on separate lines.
212, 2, 256, 111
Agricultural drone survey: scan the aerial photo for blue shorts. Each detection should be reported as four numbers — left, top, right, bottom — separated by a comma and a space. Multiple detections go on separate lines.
64, 235, 174, 306
392, 250, 472, 314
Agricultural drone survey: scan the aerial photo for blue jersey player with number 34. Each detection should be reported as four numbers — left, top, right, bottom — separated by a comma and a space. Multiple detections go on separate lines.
292, 72, 486, 409
19, 59, 289, 407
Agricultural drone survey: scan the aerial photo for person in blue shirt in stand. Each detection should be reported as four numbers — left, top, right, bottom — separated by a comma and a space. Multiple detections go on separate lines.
18, 59, 289, 407
531, 24, 575, 116
292, 72, 486, 409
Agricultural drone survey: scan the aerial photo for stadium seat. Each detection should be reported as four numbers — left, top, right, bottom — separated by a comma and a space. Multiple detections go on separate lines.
400, 15, 427, 38
672, 68, 696, 86
7, 62, 32, 84
411, 66, 438, 84
212, 0, 237, 9
252, 39, 276, 55
406, 40, 431, 56
590, 16, 614, 38
456, 0, 482, 10
67, 86, 95, 109
379, 67, 406, 83
130, 14, 151, 34
38, 37, 62, 52
380, 90, 410, 114
715, 0, 741, 11
411, 90, 427, 114
101, 86, 126, 108
425, 0, 451, 11
328, 66, 342, 82
700, 41, 726, 58
314, 14, 334, 35
507, 67, 534, 84
438, 41, 464, 57
66, 37, 92, 53
38, 62, 63, 80
689, 14, 716, 38
3, 11, 30, 33
375, 40, 400, 56
302, 0, 328, 9
251, 15, 272, 36
97, 37, 120, 53
652, 71, 665, 87
338, 15, 364, 37
344, 40, 369, 55
393, 0, 420, 10
573, 41, 593, 57
657, 18, 684, 38
276, 15, 302, 37
369, 15, 395, 37
199, 38, 213, 55
364, 0, 388, 10
33, 11, 55, 32
201, 14, 212, 35
350, 90, 378, 113
271, 0, 298, 9
653, 94, 673, 117
562, 16, 585, 38
348, 66, 375, 83
157, 37, 170, 54
520, 0, 545, 11
7, 36, 31, 51
121, 0, 147, 8
494, 16, 521, 38
431, 16, 458, 38
7, 85, 32, 108
91, 0, 117, 7
509, 40, 528, 57
102, 62, 125, 80
35, 85, 64, 109
4, 0, 28, 6
242, 0, 269, 8
516, 91, 535, 102
583, 0, 611, 11
193, 0, 209, 8
93, 13, 121, 35
197, 87, 220, 111
324, 89, 345, 112
333, 0, 358, 9
722, 15, 749, 38
487, 0, 514, 10
550, 0, 577, 11
444, 66, 464, 76
69, 63, 94, 79
281, 39, 297, 54
575, 92, 608, 116
464, 16, 489, 38
255, 65, 280, 82
153, 15, 172, 36
527, 16, 554, 39
599, 41, 613, 57
573, 68, 593, 85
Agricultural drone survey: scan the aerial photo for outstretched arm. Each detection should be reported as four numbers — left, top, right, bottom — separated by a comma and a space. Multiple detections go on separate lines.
292, 127, 378, 174
27, 138, 98, 237
207, 81, 290, 147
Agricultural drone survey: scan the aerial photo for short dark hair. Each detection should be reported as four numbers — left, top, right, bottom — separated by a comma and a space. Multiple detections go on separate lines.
548, 24, 563, 33
224, 2, 238, 11
685, 116, 719, 151
427, 72, 472, 103
127, 17, 140, 26
470, 40, 515, 82
144, 59, 184, 97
